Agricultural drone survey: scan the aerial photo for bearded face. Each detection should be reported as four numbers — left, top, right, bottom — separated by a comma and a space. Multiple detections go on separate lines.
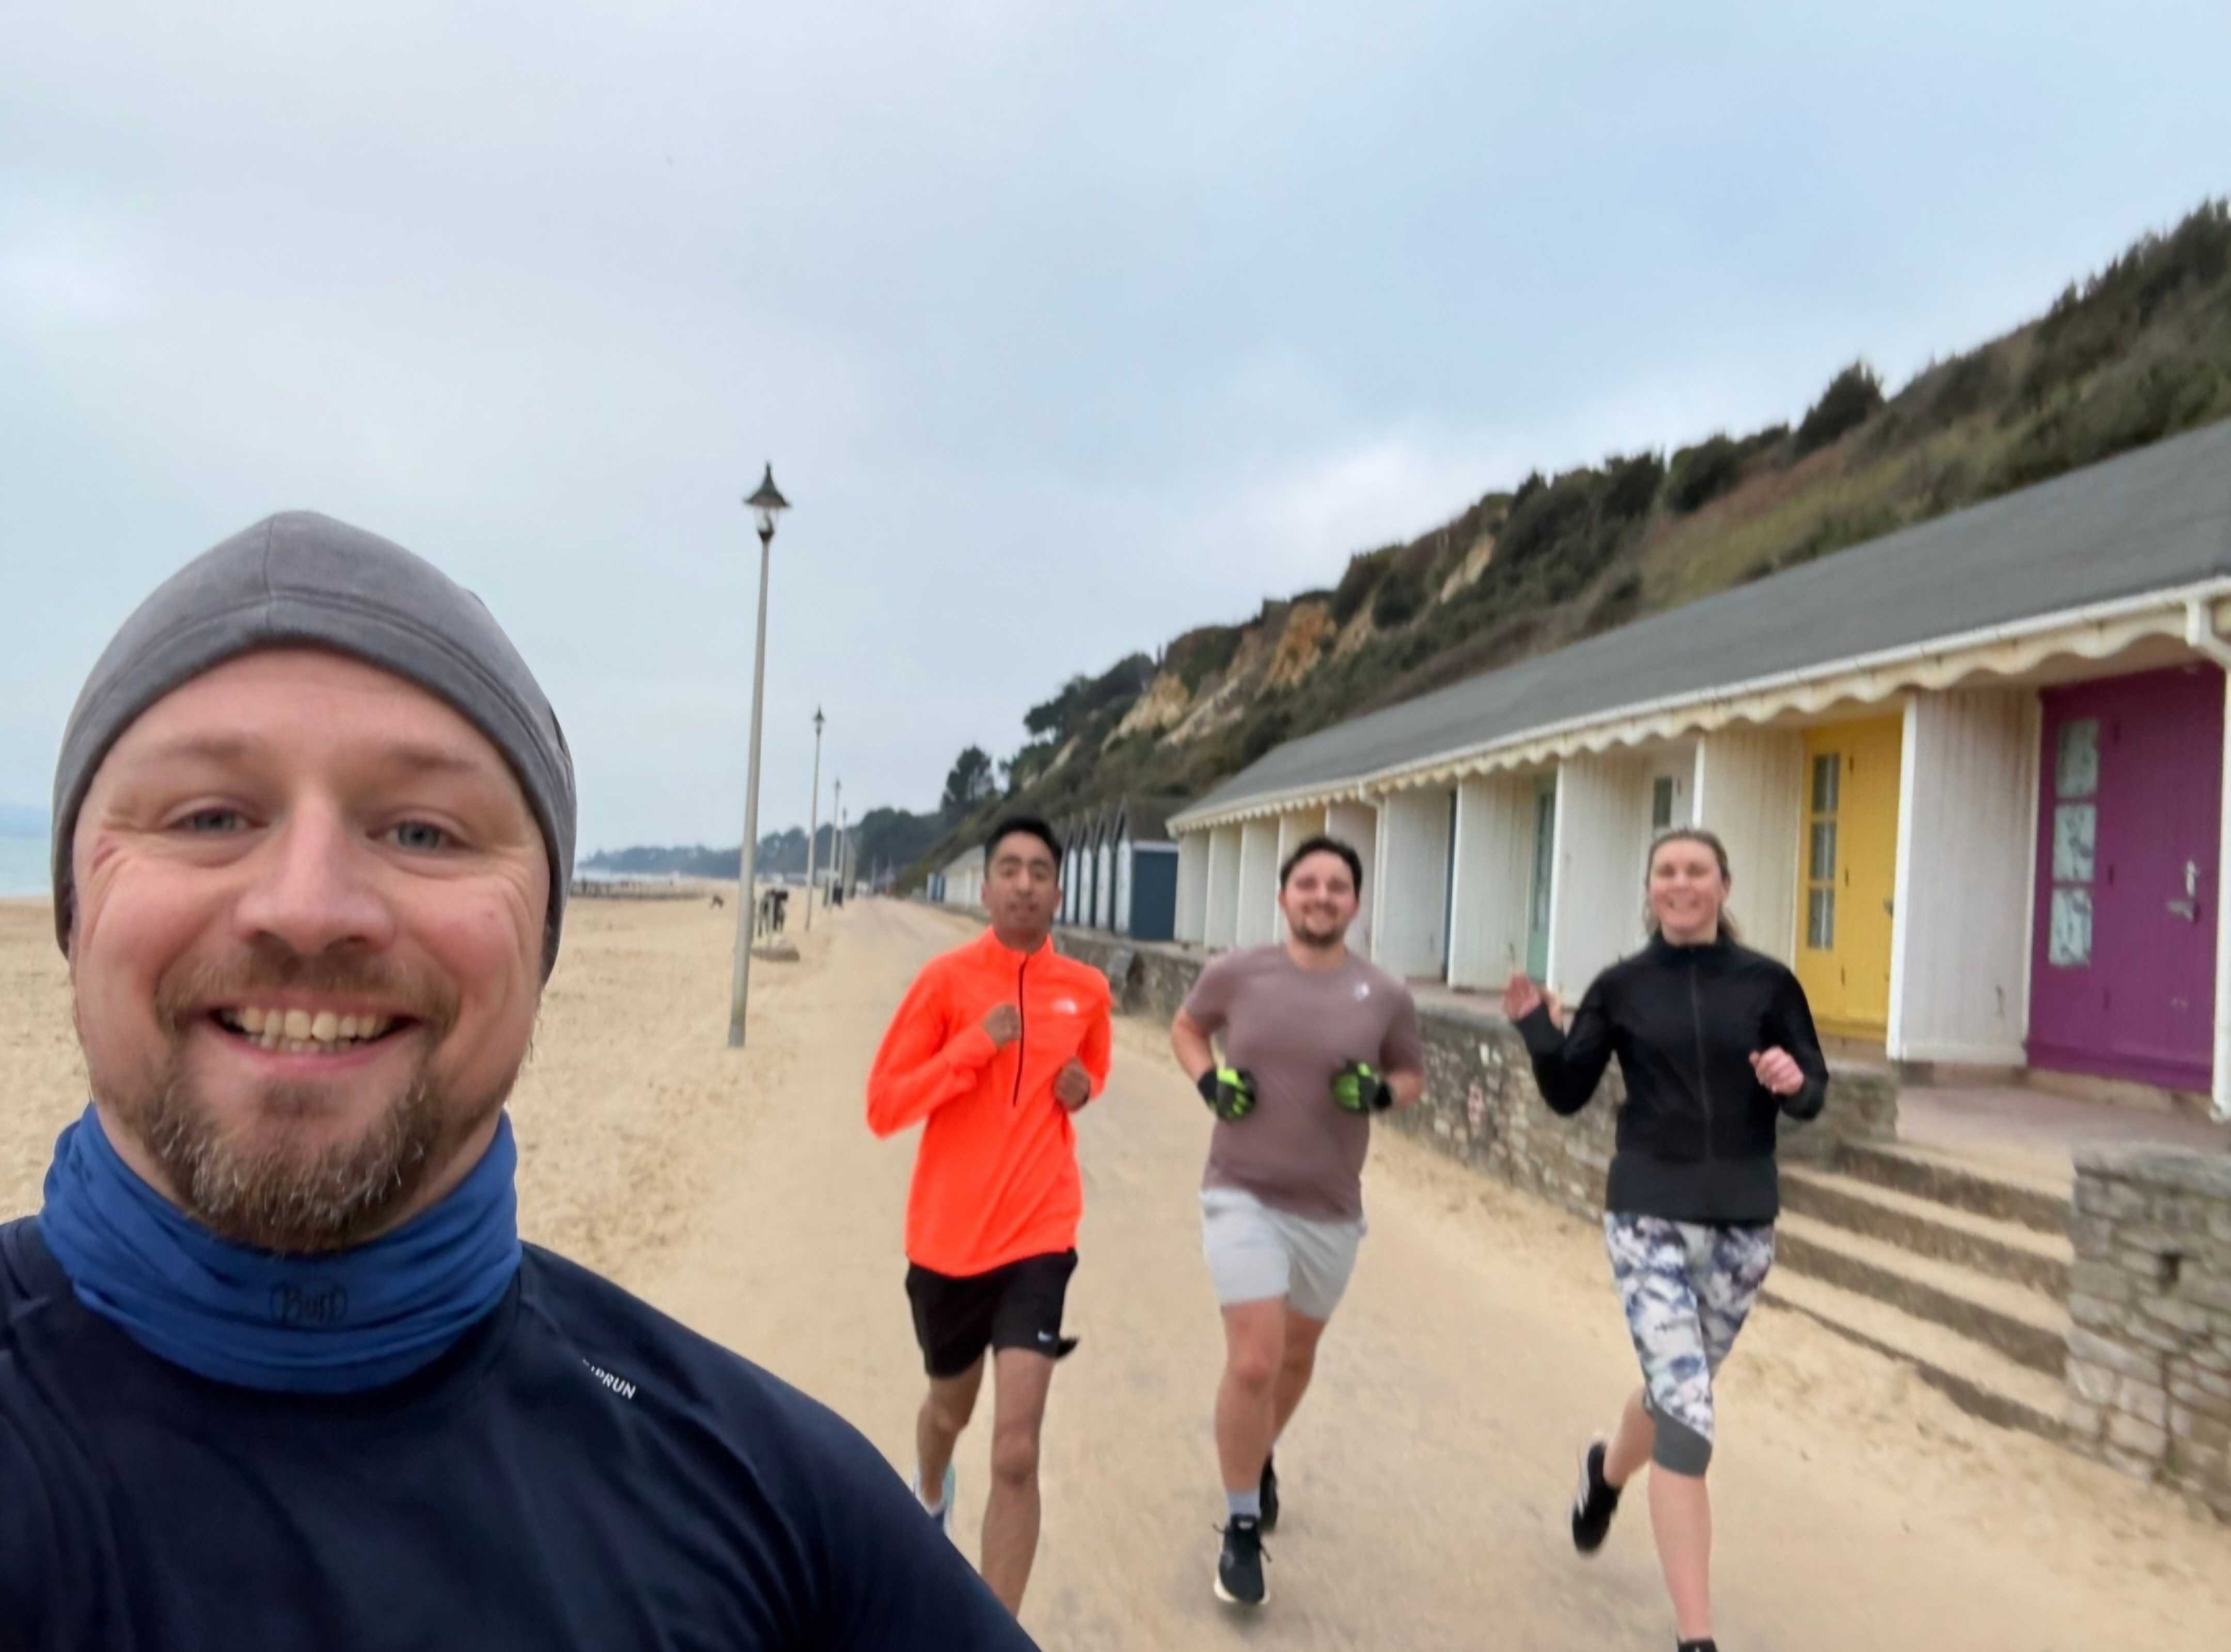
1279, 852, 1359, 950
68, 649, 548, 1253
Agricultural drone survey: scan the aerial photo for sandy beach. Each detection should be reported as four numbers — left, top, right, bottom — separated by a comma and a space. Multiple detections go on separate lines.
4, 891, 2226, 1649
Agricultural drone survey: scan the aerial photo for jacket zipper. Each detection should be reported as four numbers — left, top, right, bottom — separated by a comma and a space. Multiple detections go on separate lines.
1688, 961, 1715, 1161
1011, 954, 1029, 1107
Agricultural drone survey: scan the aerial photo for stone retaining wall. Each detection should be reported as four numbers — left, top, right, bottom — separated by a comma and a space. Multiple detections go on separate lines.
1052, 928, 1899, 1224
2064, 1146, 2231, 1520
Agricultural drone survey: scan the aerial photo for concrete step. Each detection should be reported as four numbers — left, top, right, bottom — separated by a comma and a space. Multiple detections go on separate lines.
1834, 1140, 2070, 1236
1780, 1165, 2072, 1301
1772, 1213, 2070, 1378
1758, 1268, 2067, 1442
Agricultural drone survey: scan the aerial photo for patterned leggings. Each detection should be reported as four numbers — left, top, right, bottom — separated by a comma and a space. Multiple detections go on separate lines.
1603, 1214, 1776, 1475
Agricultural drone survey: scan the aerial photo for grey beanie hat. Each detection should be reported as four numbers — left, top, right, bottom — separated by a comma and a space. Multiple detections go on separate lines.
51, 511, 576, 976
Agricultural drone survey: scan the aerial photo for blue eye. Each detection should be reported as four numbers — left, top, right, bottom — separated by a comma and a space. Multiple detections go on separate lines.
178, 808, 245, 835
389, 821, 452, 853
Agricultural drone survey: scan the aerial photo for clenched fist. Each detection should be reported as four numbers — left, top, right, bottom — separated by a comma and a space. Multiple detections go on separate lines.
983, 1004, 1022, 1048
1055, 1059, 1092, 1111
1749, 1047, 1804, 1097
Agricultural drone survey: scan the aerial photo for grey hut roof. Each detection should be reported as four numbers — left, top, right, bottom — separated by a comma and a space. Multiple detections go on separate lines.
1118, 795, 1184, 843
1183, 419, 2231, 821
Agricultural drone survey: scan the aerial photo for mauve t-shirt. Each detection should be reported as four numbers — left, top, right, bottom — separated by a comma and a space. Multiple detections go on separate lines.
1183, 946, 1424, 1222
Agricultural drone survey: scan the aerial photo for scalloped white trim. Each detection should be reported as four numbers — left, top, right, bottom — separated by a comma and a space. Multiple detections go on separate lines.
1176, 583, 2231, 827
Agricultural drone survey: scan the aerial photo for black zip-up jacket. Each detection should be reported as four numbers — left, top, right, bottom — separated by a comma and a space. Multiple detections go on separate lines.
1517, 934, 1829, 1224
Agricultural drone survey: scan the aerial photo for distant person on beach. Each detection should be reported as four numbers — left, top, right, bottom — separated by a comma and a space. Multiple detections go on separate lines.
866, 816, 1113, 1616
756, 885, 788, 935
0, 513, 1034, 1651
1503, 826, 1827, 1652
1167, 835, 1425, 1610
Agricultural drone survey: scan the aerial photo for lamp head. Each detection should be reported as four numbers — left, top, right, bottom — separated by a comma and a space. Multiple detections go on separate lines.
745, 463, 790, 541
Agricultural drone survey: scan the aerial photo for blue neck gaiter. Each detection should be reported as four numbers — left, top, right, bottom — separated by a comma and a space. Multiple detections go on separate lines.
38, 1105, 522, 1394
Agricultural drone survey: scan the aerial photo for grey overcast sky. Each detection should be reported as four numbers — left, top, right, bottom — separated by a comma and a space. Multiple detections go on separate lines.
4, 2, 2227, 857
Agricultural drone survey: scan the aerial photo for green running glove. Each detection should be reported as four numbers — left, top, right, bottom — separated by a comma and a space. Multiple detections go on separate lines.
1330, 1059, 1394, 1114
1198, 1066, 1258, 1122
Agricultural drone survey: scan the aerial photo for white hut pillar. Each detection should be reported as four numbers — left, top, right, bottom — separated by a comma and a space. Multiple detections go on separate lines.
1376, 785, 1457, 980
1236, 819, 1281, 947
1175, 830, 1211, 943
1448, 773, 1537, 989
1326, 799, 1380, 957
1692, 728, 1805, 964
1205, 824, 1244, 949
1887, 688, 2039, 1068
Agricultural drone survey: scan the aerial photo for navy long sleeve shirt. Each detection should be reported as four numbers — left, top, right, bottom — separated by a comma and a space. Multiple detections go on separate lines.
0, 1219, 1035, 1651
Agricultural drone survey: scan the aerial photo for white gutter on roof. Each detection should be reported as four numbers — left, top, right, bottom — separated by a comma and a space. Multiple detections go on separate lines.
2184, 597, 2231, 1127
1171, 576, 2231, 832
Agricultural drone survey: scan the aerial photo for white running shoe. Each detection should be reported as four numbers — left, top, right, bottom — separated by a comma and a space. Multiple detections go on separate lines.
912, 1462, 957, 1538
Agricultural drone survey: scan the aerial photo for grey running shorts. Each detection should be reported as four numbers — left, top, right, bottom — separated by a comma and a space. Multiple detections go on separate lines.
1201, 1186, 1364, 1322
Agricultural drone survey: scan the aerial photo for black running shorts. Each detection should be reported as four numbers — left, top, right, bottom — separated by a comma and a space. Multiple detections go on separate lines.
905, 1250, 1079, 1379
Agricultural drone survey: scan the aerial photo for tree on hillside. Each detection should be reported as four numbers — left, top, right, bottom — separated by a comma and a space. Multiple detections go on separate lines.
1000, 740, 1059, 794
1795, 361, 1885, 456
852, 806, 946, 878
1370, 560, 1426, 627
1023, 683, 1079, 740
1331, 546, 1395, 623
1024, 654, 1156, 745
1667, 436, 1742, 513
942, 746, 998, 813
1603, 451, 1666, 520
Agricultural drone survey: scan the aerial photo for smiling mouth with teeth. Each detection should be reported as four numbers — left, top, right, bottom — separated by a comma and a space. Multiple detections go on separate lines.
210, 1005, 406, 1056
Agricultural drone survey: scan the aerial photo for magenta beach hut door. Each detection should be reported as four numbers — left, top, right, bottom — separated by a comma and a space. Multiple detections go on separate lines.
2029, 665, 2223, 1093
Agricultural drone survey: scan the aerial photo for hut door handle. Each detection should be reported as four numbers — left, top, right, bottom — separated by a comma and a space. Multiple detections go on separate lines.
2170, 860, 2201, 919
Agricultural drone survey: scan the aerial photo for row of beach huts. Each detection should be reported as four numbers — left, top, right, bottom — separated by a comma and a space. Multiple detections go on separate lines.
936, 421, 2231, 1113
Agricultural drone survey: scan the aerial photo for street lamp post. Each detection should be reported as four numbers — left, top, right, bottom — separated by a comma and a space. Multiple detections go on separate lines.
728, 462, 791, 1049
803, 706, 825, 932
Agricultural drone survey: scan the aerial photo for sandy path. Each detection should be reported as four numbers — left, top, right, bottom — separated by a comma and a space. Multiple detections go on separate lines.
4, 894, 2226, 1649
619, 899, 2231, 1652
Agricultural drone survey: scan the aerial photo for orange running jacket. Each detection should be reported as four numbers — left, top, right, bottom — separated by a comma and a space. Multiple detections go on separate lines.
866, 928, 1113, 1277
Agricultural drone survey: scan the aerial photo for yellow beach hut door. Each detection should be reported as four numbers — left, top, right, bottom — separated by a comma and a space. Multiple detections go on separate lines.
1796, 716, 1904, 1037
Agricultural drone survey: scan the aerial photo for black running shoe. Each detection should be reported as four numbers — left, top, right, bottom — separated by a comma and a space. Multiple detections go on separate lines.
1214, 1518, 1269, 1607
1571, 1439, 1621, 1554
1259, 1454, 1280, 1533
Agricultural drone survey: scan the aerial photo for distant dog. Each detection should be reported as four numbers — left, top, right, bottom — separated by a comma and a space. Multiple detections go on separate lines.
710, 893, 726, 909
